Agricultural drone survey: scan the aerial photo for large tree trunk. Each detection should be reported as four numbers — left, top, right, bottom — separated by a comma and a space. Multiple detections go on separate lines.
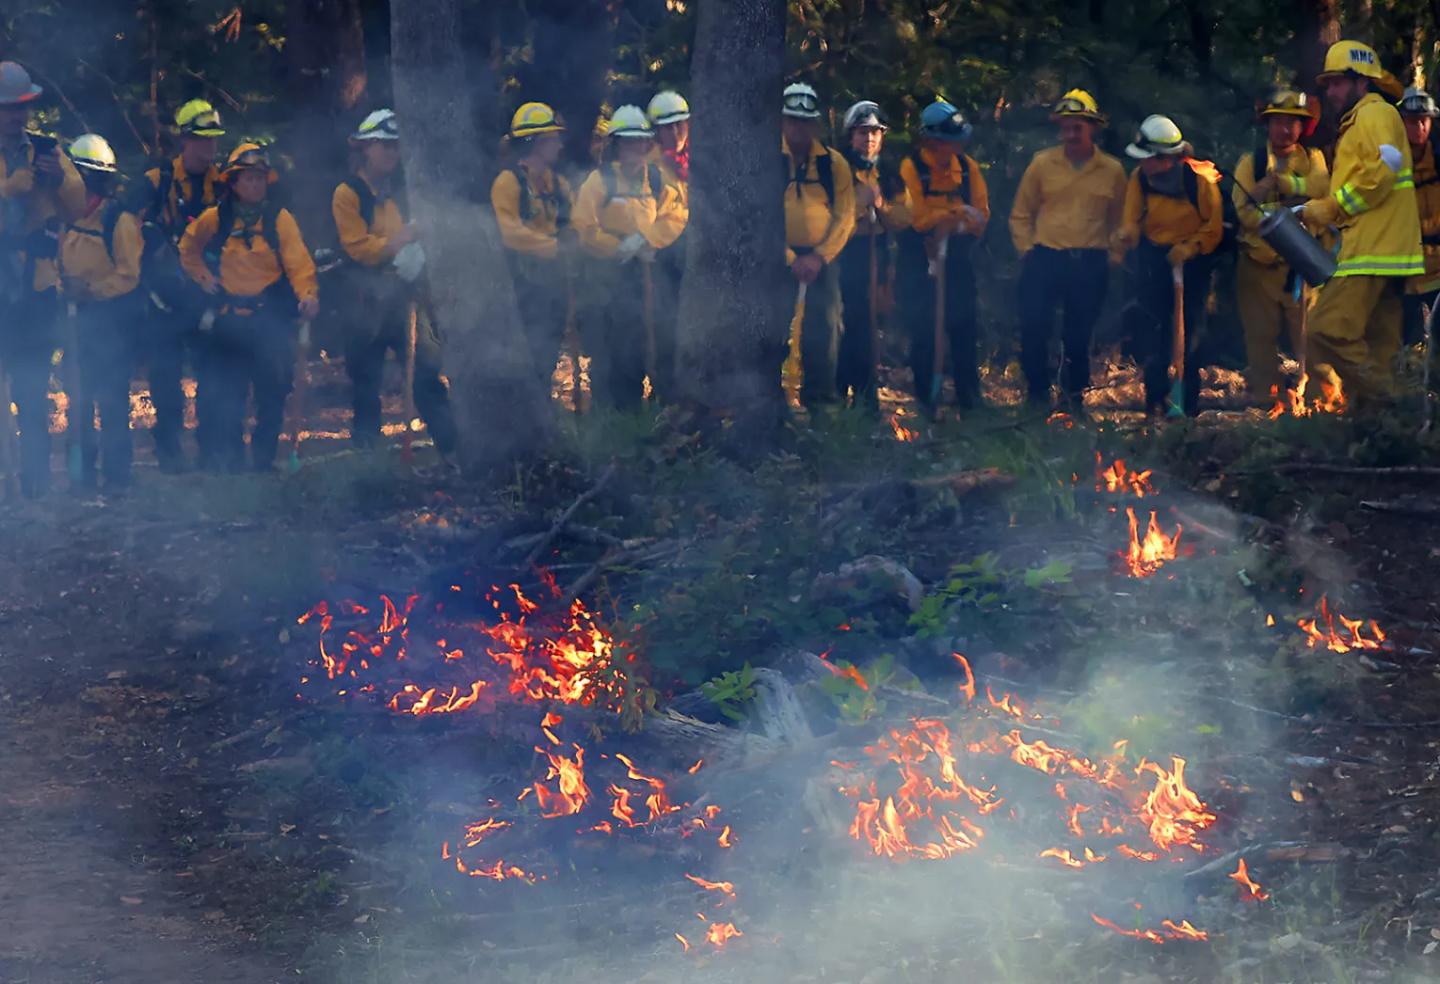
674, 0, 789, 441
1291, 0, 1341, 88
390, 0, 555, 471
519, 0, 618, 171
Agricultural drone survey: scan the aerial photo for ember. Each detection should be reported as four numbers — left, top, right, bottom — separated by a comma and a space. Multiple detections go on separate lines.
1095, 453, 1156, 498
890, 407, 919, 442
1121, 507, 1182, 578
1229, 857, 1270, 901
1267, 374, 1345, 419
1297, 595, 1387, 654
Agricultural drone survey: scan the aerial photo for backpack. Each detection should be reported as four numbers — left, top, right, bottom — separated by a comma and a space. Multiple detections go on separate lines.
67, 200, 127, 265
1138, 159, 1238, 253
206, 195, 294, 303
784, 148, 836, 207
601, 162, 665, 206
908, 148, 973, 205
508, 165, 571, 229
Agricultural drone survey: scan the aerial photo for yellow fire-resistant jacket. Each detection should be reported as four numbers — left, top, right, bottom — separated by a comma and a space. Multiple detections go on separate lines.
1409, 141, 1440, 293
490, 164, 573, 261
61, 200, 143, 302
783, 138, 855, 265
1304, 92, 1422, 278
1009, 145, 1127, 259
573, 162, 687, 260
140, 158, 224, 239
1232, 143, 1330, 267
848, 158, 911, 238
179, 202, 318, 303
1115, 162, 1224, 254
332, 173, 406, 268
0, 137, 87, 293
899, 148, 990, 239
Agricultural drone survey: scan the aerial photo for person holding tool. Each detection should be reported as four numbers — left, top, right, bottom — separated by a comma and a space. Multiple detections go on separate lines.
0, 61, 87, 499
331, 109, 456, 461
781, 82, 856, 412
1112, 114, 1223, 418
572, 104, 687, 411
897, 99, 988, 417
1010, 89, 1127, 410
646, 90, 692, 403
1397, 87, 1440, 348
1231, 89, 1328, 404
837, 99, 909, 414
178, 143, 318, 472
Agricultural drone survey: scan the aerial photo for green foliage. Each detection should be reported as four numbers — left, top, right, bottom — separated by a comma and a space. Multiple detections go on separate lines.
910, 553, 1073, 637
700, 662, 756, 723
815, 652, 896, 725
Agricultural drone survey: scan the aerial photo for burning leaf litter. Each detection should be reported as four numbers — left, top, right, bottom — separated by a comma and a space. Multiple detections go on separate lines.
1297, 595, 1388, 654
1096, 453, 1157, 498
1121, 507, 1184, 578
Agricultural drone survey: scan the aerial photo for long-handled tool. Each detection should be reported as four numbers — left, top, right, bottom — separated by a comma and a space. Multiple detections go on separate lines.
641, 256, 656, 401
62, 300, 85, 484
1166, 262, 1186, 419
286, 319, 312, 473
866, 208, 879, 404
1296, 281, 1309, 408
930, 235, 949, 406
402, 303, 418, 464
0, 359, 19, 500
1422, 297, 1437, 436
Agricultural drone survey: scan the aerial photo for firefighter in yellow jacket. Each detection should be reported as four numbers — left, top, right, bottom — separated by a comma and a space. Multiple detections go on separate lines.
898, 99, 989, 413
1112, 115, 1224, 417
836, 100, 910, 412
1010, 89, 1127, 407
1398, 88, 1440, 346
1302, 40, 1421, 407
60, 134, 142, 492
573, 104, 687, 411
133, 99, 227, 472
647, 90, 691, 401
491, 103, 574, 393
179, 144, 319, 472
1232, 89, 1329, 401
333, 110, 456, 457
0, 61, 87, 498
782, 83, 856, 410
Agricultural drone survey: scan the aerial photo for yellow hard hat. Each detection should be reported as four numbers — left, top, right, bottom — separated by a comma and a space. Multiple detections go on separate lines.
1260, 88, 1313, 118
175, 98, 225, 138
511, 102, 564, 139
1050, 88, 1106, 126
223, 142, 270, 180
1317, 40, 1404, 99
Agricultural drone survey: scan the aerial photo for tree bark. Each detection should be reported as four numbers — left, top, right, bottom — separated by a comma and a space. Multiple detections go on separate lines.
519, 0, 618, 170
1291, 0, 1341, 88
674, 0, 790, 441
390, 0, 555, 472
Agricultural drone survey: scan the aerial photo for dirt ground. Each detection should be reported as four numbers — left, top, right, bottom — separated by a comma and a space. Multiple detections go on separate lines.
3, 358, 1440, 984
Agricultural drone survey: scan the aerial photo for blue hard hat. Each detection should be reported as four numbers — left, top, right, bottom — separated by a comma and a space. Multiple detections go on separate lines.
920, 100, 972, 141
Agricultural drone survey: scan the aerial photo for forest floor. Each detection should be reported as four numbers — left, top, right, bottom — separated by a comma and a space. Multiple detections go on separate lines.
3, 353, 1440, 984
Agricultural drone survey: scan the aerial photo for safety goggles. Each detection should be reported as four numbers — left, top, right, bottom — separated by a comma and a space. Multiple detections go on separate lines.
359, 116, 399, 139
783, 90, 819, 116
181, 109, 223, 135
229, 148, 270, 172
1053, 96, 1093, 116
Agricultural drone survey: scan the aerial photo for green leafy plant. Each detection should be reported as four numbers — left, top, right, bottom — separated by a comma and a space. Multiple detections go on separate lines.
911, 554, 1073, 637
701, 662, 758, 723
816, 653, 896, 725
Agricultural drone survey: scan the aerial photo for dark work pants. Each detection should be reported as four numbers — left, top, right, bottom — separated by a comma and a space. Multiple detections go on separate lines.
1018, 246, 1108, 403
145, 299, 194, 466
583, 258, 649, 412
511, 255, 568, 396
795, 253, 843, 409
343, 276, 457, 455
1403, 288, 1439, 347
1134, 239, 1210, 417
650, 235, 684, 403
76, 293, 141, 490
2, 290, 59, 497
211, 306, 295, 471
837, 232, 888, 411
898, 232, 978, 410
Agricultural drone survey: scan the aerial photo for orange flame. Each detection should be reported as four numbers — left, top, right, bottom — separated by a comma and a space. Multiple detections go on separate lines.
705, 921, 742, 948
890, 407, 919, 442
1096, 453, 1156, 498
953, 652, 976, 703
1122, 507, 1182, 578
1297, 595, 1387, 653
532, 744, 590, 819
674, 933, 690, 952
684, 873, 736, 898
1229, 858, 1270, 901
1040, 847, 1085, 868
1136, 757, 1215, 853
1268, 374, 1345, 419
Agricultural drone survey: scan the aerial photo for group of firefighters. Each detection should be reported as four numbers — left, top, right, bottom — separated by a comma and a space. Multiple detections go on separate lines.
0, 37, 1434, 498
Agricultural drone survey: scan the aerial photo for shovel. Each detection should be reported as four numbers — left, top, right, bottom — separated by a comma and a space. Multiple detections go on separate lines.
62, 301, 85, 484
1422, 297, 1438, 436
1166, 262, 1185, 419
930, 235, 949, 406
0, 358, 18, 500
402, 303, 418, 464
286, 319, 312, 473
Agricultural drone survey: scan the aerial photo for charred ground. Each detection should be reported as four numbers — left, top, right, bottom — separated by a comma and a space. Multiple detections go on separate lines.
3, 390, 1440, 984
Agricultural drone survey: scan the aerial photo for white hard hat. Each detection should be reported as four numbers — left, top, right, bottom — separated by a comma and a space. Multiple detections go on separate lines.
783, 82, 821, 119
647, 90, 690, 126
68, 133, 118, 173
607, 104, 654, 139
843, 100, 888, 132
1126, 114, 1187, 159
352, 109, 399, 141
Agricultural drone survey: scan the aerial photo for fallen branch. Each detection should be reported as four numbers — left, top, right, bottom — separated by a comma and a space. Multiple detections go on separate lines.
524, 462, 617, 568
1271, 463, 1440, 478
1360, 497, 1440, 519
563, 538, 681, 602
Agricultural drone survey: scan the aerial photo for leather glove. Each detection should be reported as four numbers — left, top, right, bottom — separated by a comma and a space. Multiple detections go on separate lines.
1301, 195, 1339, 233
1167, 242, 1198, 267
616, 232, 647, 261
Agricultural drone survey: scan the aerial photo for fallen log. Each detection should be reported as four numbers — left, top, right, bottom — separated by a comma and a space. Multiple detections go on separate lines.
524, 461, 618, 568
643, 708, 784, 771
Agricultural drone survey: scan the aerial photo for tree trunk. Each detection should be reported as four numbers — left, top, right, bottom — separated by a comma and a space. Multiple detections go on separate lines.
521, 0, 618, 171
1291, 0, 1341, 88
674, 0, 789, 441
390, 0, 555, 472
286, 0, 369, 114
